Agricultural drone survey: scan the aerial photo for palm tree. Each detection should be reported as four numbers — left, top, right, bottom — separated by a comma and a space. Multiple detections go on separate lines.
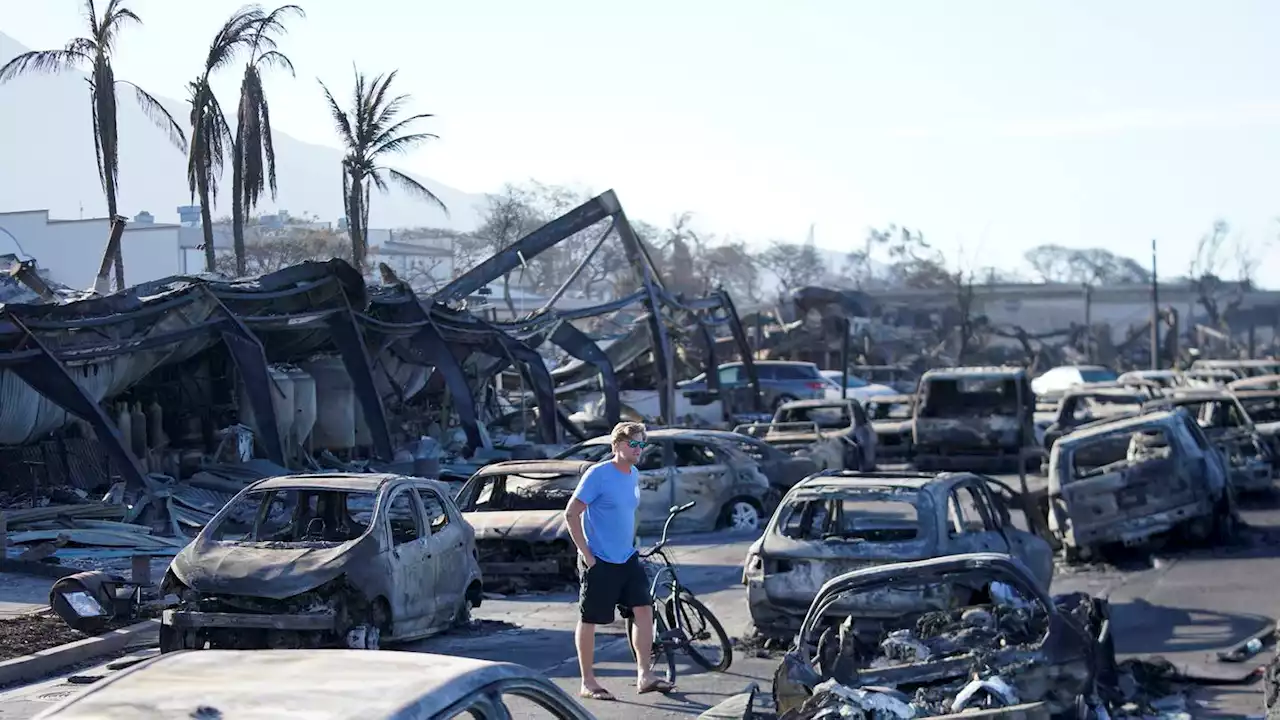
231, 5, 304, 276
188, 8, 266, 272
0, 0, 187, 290
319, 68, 447, 273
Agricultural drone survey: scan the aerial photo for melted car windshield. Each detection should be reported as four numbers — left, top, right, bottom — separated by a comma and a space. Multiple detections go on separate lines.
207, 488, 377, 544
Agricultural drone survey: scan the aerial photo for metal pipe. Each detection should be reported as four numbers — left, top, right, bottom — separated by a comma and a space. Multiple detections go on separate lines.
1150, 239, 1160, 370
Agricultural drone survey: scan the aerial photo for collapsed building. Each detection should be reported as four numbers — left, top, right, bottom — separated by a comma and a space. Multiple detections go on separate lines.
0, 190, 764, 564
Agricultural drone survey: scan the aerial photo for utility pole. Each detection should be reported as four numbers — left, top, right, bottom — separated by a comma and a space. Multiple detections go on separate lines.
1083, 283, 1093, 363
1150, 239, 1160, 370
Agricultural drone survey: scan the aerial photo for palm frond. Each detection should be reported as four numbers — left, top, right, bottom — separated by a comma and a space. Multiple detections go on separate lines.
318, 79, 356, 148
0, 48, 90, 82
204, 7, 265, 75
118, 79, 188, 151
85, 0, 101, 36
383, 167, 448, 215
371, 131, 438, 159
253, 49, 295, 75
98, 0, 142, 51
252, 4, 305, 54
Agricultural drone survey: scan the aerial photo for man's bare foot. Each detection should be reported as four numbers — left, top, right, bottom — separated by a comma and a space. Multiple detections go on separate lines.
637, 673, 675, 694
579, 685, 617, 701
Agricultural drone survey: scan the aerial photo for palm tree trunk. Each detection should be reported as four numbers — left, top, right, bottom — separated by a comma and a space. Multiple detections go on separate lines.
347, 175, 365, 272
101, 142, 126, 291
198, 173, 216, 271
231, 134, 247, 276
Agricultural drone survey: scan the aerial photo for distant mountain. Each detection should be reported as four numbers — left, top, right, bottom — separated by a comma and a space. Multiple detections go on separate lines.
0, 31, 487, 230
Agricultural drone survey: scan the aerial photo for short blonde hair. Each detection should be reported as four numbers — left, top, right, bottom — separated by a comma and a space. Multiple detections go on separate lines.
610, 421, 647, 445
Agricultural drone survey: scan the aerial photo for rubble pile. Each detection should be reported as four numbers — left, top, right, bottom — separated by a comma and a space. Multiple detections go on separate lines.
2, 499, 185, 562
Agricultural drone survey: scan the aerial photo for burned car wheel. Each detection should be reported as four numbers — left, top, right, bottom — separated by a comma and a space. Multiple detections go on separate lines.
720, 499, 762, 531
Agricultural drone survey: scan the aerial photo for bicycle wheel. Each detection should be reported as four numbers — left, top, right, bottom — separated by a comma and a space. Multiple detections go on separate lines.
664, 589, 732, 672
625, 608, 677, 684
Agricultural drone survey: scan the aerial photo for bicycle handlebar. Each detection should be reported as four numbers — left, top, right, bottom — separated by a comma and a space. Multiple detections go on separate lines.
639, 501, 696, 558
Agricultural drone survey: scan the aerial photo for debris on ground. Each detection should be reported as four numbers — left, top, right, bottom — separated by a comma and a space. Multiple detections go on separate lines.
0, 611, 140, 662
449, 619, 521, 637
733, 631, 790, 658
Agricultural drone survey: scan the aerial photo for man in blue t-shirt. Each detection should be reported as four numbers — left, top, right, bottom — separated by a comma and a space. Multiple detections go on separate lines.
564, 421, 673, 701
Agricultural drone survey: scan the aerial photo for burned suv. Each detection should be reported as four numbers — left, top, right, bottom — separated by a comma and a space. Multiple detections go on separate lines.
913, 367, 1037, 472
744, 471, 1053, 639
1048, 410, 1235, 561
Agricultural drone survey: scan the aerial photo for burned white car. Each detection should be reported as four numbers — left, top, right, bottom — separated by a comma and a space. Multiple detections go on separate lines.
772, 553, 1111, 719
744, 471, 1053, 640
735, 399, 878, 472
160, 473, 483, 652
555, 428, 775, 532
1048, 410, 1235, 560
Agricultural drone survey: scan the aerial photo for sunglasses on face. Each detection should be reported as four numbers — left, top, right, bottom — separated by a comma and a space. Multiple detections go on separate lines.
626, 440, 648, 449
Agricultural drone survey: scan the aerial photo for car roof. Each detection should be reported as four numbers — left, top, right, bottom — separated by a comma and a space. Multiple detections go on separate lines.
473, 460, 594, 478
1056, 409, 1182, 444
250, 473, 409, 493
922, 365, 1025, 379
790, 470, 951, 493
778, 399, 856, 409
577, 428, 716, 445
33, 649, 576, 720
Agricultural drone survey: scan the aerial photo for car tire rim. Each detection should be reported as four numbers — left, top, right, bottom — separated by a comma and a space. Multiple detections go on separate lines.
730, 502, 759, 530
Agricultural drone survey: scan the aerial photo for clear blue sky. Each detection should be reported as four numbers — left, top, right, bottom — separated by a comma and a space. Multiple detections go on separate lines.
4, 0, 1280, 282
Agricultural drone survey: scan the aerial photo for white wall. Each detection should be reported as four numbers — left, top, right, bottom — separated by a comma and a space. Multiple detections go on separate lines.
0, 210, 182, 290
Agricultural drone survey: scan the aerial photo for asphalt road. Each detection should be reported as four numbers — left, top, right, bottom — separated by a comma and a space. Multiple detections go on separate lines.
2, 477, 1279, 719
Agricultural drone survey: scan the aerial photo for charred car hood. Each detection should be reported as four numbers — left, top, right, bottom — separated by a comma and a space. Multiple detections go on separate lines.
170, 535, 376, 600
464, 510, 568, 543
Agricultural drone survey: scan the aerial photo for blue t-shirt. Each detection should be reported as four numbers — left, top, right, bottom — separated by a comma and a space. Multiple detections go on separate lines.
571, 460, 640, 564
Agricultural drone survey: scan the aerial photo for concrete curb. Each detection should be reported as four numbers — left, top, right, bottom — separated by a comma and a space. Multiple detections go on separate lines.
0, 618, 159, 687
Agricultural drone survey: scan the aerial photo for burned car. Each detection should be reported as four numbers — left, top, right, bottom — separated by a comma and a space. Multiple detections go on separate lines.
1048, 410, 1235, 560
913, 367, 1038, 472
1228, 373, 1280, 392
1233, 389, 1280, 465
555, 428, 775, 532
744, 471, 1053, 640
679, 428, 819, 490
1144, 389, 1273, 492
453, 460, 591, 587
863, 394, 915, 463
160, 473, 482, 652
32, 649, 596, 720
1041, 387, 1146, 454
735, 399, 877, 472
772, 553, 1111, 719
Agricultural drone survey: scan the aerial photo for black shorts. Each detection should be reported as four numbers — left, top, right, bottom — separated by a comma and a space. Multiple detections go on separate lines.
579, 553, 652, 625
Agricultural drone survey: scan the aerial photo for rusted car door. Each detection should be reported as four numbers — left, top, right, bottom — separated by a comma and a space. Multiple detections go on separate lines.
382, 486, 436, 637
635, 443, 672, 533
670, 440, 728, 531
416, 486, 468, 628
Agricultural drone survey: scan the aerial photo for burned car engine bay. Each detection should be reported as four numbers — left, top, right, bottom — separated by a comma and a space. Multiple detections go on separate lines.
771, 554, 1113, 720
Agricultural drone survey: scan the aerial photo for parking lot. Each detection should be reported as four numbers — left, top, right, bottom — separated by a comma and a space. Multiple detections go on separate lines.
2, 477, 1279, 719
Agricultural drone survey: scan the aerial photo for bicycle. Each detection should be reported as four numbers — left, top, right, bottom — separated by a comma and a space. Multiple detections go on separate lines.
622, 500, 733, 685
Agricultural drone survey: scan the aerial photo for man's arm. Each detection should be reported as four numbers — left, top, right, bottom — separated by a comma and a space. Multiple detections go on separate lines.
565, 468, 601, 567
565, 498, 594, 567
